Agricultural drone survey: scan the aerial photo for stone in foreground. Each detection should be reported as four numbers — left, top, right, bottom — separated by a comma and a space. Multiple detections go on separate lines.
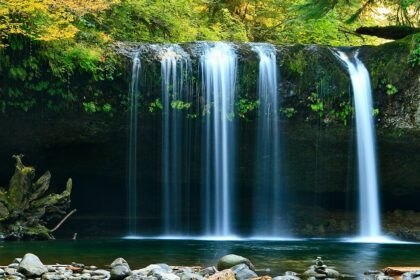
17, 253, 48, 277
217, 255, 255, 271
110, 258, 131, 280
209, 270, 236, 280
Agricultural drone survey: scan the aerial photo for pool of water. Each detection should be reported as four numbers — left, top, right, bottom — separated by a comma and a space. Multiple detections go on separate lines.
1, 239, 420, 279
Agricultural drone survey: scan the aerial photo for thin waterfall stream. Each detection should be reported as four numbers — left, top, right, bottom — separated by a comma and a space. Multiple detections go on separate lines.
250, 43, 287, 237
336, 50, 390, 242
128, 52, 141, 236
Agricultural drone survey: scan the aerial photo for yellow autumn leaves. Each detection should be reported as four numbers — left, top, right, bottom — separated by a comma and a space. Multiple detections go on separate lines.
0, 0, 119, 45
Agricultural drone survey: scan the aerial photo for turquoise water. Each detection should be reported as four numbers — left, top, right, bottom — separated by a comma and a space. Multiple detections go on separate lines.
1, 240, 420, 278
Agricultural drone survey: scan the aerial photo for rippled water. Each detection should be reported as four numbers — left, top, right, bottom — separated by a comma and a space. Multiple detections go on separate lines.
1, 240, 420, 279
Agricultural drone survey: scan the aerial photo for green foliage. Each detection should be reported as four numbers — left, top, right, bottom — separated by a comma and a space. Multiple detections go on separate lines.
308, 92, 324, 117
149, 98, 163, 113
171, 100, 191, 110
408, 36, 420, 67
329, 101, 352, 126
280, 107, 297, 118
386, 83, 399, 96
83, 101, 99, 113
236, 97, 259, 120
289, 50, 307, 76
373, 108, 380, 117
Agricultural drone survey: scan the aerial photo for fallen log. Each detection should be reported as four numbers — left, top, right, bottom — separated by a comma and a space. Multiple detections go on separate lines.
383, 267, 420, 276
0, 155, 74, 240
355, 26, 420, 40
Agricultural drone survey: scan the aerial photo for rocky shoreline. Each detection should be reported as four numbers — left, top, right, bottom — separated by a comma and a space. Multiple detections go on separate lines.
1, 253, 418, 280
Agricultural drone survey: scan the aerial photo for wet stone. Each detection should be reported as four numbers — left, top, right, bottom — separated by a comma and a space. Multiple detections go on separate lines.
198, 267, 217, 277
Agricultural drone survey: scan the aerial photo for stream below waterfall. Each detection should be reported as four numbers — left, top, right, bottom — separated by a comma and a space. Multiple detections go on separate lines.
1, 240, 420, 279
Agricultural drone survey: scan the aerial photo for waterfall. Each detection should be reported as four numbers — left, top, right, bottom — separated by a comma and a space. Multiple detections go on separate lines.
336, 50, 384, 241
201, 42, 237, 237
250, 43, 284, 237
160, 46, 191, 236
128, 52, 141, 235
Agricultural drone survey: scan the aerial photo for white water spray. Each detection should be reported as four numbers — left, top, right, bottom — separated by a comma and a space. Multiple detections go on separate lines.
336, 50, 385, 241
201, 42, 237, 237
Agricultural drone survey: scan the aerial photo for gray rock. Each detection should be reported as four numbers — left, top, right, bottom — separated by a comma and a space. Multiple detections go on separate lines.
17, 253, 48, 277
80, 273, 92, 280
230, 264, 257, 280
139, 265, 172, 276
180, 272, 204, 280
303, 268, 339, 279
125, 277, 157, 280
110, 258, 131, 280
377, 277, 394, 280
92, 270, 111, 280
4, 268, 17, 275
217, 255, 255, 272
0, 269, 5, 276
41, 272, 67, 280
149, 269, 179, 280
7, 265, 18, 270
5, 275, 24, 280
272, 276, 300, 280
124, 274, 149, 280
403, 271, 420, 280
324, 269, 339, 279
12, 259, 22, 265
175, 269, 193, 276
198, 267, 217, 277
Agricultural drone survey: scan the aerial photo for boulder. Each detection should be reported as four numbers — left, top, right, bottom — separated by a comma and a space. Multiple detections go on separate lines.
231, 264, 258, 280
217, 255, 255, 271
17, 253, 48, 277
110, 258, 131, 280
149, 269, 179, 280
208, 270, 236, 280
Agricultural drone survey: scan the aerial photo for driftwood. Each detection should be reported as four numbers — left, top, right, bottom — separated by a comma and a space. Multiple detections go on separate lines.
383, 267, 420, 276
355, 26, 420, 40
0, 155, 74, 240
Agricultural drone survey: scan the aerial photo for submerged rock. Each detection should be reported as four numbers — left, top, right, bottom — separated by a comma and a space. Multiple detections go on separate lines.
217, 255, 255, 271
17, 253, 48, 277
110, 258, 131, 280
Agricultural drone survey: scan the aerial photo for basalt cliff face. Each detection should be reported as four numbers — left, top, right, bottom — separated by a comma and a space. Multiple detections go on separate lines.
0, 38, 418, 238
